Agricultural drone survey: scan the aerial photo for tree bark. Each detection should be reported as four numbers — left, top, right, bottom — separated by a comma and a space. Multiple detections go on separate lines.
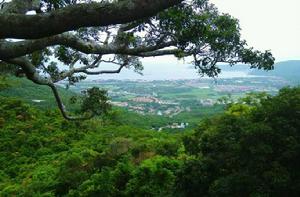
0, 0, 183, 39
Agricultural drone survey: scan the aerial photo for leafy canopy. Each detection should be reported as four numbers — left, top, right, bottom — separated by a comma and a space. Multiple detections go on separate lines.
0, 0, 275, 119
1, 87, 299, 196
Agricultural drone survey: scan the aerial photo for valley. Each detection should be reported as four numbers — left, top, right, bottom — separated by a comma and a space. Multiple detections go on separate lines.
65, 74, 294, 130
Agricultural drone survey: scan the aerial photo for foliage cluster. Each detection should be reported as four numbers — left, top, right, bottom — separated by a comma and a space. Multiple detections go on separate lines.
0, 87, 299, 196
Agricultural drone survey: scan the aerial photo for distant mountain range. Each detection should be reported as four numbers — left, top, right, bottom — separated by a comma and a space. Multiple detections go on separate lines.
84, 59, 300, 81
219, 60, 300, 81
250, 60, 300, 80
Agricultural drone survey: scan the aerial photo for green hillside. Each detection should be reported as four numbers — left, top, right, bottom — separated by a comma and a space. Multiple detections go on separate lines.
0, 77, 173, 130
0, 76, 222, 130
0, 76, 77, 110
0, 87, 299, 196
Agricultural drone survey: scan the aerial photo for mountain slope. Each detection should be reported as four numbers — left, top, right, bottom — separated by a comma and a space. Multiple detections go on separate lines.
0, 76, 77, 109
250, 60, 300, 81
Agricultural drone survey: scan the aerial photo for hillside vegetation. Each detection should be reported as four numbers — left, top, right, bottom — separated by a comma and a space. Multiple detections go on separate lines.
0, 76, 77, 110
0, 77, 224, 130
0, 86, 299, 196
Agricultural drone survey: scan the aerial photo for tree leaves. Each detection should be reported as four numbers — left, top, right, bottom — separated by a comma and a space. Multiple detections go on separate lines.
81, 87, 111, 117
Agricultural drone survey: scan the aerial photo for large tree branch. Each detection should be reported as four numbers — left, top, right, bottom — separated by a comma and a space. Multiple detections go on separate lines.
0, 0, 183, 39
0, 0, 40, 14
4, 57, 93, 120
139, 49, 183, 57
54, 55, 103, 82
83, 64, 126, 75
6, 57, 51, 85
55, 57, 128, 82
0, 33, 176, 59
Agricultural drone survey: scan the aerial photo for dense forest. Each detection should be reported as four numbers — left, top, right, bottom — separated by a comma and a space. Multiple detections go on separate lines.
1, 85, 299, 196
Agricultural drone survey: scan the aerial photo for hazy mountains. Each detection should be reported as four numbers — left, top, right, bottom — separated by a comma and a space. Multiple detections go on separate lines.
86, 59, 300, 81
249, 60, 300, 80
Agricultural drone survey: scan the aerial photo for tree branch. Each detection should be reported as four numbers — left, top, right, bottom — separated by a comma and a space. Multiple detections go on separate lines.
139, 49, 191, 57
49, 83, 94, 121
0, 0, 183, 39
0, 0, 40, 14
6, 57, 51, 85
0, 33, 176, 59
83, 64, 126, 75
54, 55, 103, 82
4, 57, 94, 121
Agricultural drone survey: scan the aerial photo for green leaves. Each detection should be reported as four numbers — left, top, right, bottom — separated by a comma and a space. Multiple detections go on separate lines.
179, 87, 300, 196
0, 76, 10, 91
240, 48, 275, 70
126, 156, 182, 197
81, 87, 111, 117
1, 85, 299, 196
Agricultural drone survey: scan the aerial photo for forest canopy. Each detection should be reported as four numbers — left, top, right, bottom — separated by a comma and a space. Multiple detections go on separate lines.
0, 87, 299, 196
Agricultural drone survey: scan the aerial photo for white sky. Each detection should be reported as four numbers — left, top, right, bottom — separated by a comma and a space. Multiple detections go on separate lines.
209, 0, 300, 61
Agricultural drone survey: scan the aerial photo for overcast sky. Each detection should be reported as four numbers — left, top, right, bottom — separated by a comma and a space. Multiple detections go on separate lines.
210, 0, 300, 61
